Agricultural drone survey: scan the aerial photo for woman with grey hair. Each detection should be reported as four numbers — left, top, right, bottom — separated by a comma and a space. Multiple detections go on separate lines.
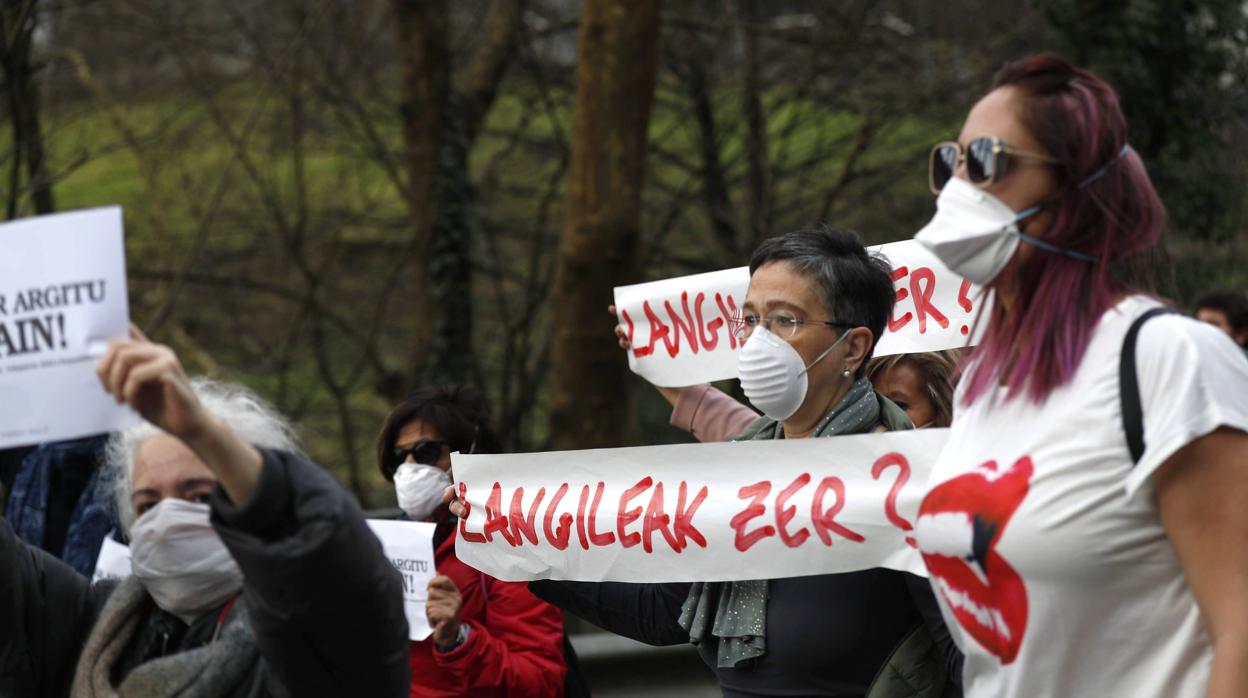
0, 329, 410, 697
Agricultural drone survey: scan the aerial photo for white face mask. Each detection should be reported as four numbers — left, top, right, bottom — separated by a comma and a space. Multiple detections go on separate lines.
737, 325, 851, 421
129, 498, 242, 623
915, 177, 1099, 285
914, 177, 1041, 285
394, 462, 453, 520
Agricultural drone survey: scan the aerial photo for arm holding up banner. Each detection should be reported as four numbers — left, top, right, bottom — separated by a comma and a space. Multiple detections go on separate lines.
610, 304, 758, 442
97, 332, 264, 509
529, 580, 692, 647
669, 383, 758, 443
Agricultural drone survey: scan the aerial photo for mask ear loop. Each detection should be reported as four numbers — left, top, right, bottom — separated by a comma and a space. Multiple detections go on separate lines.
1076, 144, 1130, 189
798, 326, 854, 378
1010, 168, 1108, 264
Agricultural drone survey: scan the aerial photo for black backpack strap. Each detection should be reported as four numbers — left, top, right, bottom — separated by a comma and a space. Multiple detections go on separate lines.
1120, 307, 1177, 466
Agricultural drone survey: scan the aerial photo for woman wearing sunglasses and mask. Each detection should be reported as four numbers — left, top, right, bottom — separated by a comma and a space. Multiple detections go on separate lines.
463, 227, 962, 698
912, 54, 1248, 697
377, 385, 573, 697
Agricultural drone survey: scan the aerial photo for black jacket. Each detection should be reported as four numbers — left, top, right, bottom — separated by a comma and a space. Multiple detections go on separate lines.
0, 448, 410, 697
531, 573, 959, 697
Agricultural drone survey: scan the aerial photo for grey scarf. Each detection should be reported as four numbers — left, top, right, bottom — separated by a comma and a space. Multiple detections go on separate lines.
677, 378, 883, 669
70, 577, 260, 698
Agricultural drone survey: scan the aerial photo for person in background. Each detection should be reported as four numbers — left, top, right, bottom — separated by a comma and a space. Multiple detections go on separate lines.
1193, 288, 1248, 352
378, 385, 572, 698
3, 434, 115, 577
474, 228, 961, 698
865, 350, 958, 429
0, 446, 34, 516
913, 53, 1248, 696
0, 329, 410, 697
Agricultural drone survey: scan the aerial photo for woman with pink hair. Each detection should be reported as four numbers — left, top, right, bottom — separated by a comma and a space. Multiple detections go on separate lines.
912, 54, 1248, 697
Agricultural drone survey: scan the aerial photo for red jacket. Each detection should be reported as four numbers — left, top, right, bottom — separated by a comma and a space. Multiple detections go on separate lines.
409, 527, 567, 697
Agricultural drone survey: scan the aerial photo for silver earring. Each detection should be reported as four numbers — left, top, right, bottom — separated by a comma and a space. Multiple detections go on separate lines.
842, 366, 851, 377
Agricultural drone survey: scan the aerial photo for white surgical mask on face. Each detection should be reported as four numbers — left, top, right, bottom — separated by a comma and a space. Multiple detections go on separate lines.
915, 177, 1099, 285
394, 462, 453, 520
129, 498, 242, 624
737, 325, 851, 421
914, 177, 1042, 285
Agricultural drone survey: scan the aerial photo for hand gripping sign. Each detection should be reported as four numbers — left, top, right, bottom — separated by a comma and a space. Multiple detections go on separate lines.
613, 239, 985, 387
452, 429, 946, 583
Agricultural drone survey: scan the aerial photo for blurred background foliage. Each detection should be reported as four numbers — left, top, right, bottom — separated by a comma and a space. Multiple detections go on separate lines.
1, 0, 1244, 506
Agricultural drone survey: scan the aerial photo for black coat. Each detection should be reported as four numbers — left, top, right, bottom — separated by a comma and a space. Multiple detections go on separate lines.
0, 448, 410, 697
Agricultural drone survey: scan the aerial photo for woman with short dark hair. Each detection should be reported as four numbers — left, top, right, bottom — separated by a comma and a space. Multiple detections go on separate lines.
516, 227, 961, 698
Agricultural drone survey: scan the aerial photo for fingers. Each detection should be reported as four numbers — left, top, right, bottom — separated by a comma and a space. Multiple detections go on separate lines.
444, 484, 469, 519
128, 322, 150, 342
610, 305, 632, 349
449, 497, 468, 519
98, 341, 164, 403
427, 575, 458, 594
120, 360, 170, 407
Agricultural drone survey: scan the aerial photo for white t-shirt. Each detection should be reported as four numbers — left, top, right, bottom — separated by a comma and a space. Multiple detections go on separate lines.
915, 295, 1248, 697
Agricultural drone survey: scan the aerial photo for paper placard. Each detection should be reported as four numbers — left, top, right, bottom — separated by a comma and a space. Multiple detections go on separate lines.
0, 207, 139, 447
368, 519, 437, 642
613, 239, 986, 387
91, 536, 133, 584
452, 429, 946, 583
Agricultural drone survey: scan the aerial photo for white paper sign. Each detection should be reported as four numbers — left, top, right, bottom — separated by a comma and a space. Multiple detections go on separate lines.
0, 207, 138, 448
452, 429, 946, 583
368, 519, 437, 642
91, 536, 133, 584
89, 518, 438, 642
613, 239, 986, 387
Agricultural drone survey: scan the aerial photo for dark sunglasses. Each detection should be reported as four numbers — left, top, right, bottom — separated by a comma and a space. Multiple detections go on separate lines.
928, 137, 1059, 195
391, 440, 447, 468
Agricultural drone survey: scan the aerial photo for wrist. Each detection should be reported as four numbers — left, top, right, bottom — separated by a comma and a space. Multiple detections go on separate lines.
436, 622, 470, 652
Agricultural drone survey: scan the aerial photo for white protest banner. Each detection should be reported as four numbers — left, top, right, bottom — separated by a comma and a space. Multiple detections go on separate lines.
452, 428, 945, 583
613, 239, 986, 387
368, 519, 437, 642
0, 207, 138, 448
91, 536, 133, 584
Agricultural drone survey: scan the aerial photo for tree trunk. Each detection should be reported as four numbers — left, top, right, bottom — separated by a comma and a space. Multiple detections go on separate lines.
0, 0, 54, 217
392, 0, 449, 384
548, 0, 661, 450
392, 0, 524, 390
737, 0, 769, 249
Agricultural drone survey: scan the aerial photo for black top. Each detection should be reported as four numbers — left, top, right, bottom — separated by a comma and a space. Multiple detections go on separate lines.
0, 448, 411, 697
532, 570, 957, 697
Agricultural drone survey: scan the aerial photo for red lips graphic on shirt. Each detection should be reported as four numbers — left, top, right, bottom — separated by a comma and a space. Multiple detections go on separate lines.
917, 456, 1033, 664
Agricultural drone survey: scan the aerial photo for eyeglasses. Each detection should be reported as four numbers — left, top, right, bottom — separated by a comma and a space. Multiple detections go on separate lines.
728, 310, 853, 341
391, 440, 446, 468
929, 137, 1059, 195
